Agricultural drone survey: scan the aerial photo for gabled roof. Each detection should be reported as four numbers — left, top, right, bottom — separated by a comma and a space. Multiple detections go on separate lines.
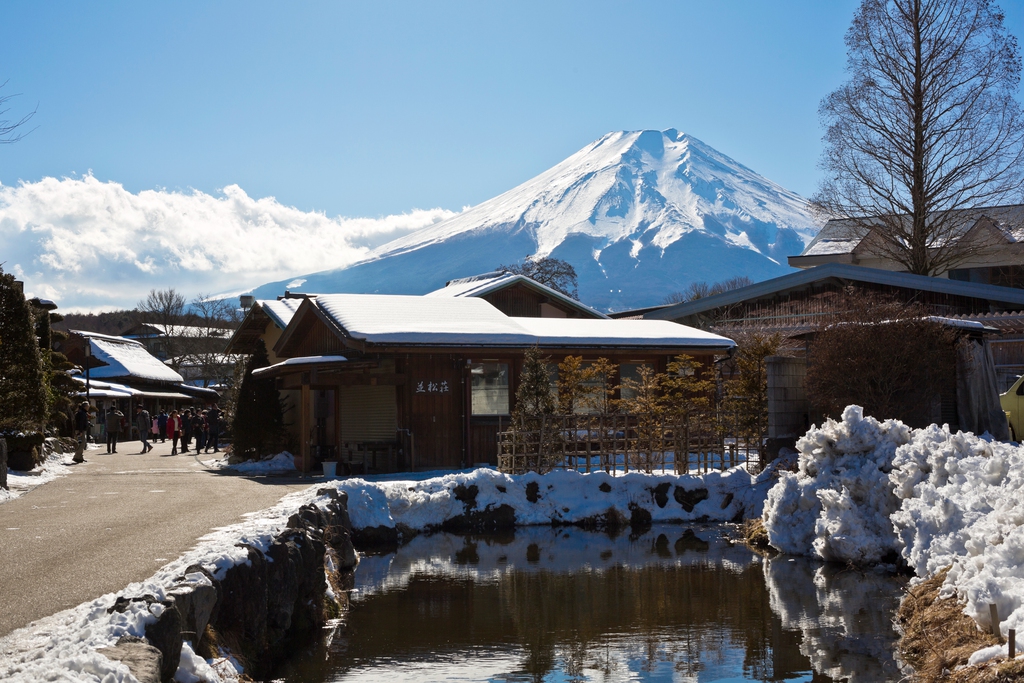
511, 317, 735, 349
224, 297, 307, 354
791, 204, 1024, 266
425, 271, 609, 319
645, 263, 1024, 322
275, 293, 735, 353
74, 331, 185, 383
260, 298, 304, 329
313, 294, 536, 346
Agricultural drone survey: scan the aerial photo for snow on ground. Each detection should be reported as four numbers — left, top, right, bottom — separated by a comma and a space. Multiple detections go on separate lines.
0, 440, 99, 504
334, 465, 774, 532
0, 463, 772, 682
205, 450, 297, 473
762, 404, 1024, 662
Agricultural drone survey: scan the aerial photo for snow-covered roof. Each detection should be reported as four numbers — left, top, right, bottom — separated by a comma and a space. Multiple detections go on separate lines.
511, 317, 735, 349
316, 294, 535, 346
425, 272, 609, 319
308, 294, 734, 350
797, 204, 1024, 259
74, 331, 185, 383
260, 298, 304, 329
251, 355, 349, 378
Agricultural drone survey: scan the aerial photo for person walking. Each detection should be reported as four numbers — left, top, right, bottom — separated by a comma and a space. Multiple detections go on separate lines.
136, 405, 153, 453
181, 408, 193, 451
192, 410, 207, 454
157, 409, 168, 443
105, 406, 124, 454
167, 410, 183, 455
73, 402, 89, 463
206, 404, 223, 453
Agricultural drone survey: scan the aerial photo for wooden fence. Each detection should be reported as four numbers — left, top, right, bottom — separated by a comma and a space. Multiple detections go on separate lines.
496, 411, 763, 476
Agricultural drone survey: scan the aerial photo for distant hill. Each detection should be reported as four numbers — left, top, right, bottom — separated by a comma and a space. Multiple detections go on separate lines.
249, 129, 819, 312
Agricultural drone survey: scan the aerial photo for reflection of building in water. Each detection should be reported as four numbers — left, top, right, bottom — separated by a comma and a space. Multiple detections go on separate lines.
764, 557, 906, 682
332, 526, 895, 682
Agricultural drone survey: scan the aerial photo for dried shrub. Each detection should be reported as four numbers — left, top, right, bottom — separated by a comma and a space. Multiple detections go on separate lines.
897, 569, 1000, 682
806, 294, 958, 426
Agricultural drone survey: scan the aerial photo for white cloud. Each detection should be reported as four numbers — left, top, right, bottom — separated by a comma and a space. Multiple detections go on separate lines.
0, 175, 456, 311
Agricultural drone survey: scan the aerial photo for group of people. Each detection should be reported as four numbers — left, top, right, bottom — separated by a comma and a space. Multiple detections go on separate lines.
136, 405, 224, 455
72, 402, 226, 459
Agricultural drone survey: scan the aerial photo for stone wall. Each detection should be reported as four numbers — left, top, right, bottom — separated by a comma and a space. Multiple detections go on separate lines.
100, 488, 358, 683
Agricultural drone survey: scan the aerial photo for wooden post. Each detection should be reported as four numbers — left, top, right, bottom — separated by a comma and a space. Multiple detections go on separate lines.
298, 383, 311, 474
990, 604, 1000, 637
1009, 628, 1016, 658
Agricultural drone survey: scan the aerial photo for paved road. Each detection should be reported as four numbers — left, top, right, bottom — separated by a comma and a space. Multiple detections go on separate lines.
0, 438, 317, 638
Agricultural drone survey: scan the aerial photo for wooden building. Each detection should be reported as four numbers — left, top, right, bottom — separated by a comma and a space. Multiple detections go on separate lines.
425, 271, 608, 319
241, 293, 734, 472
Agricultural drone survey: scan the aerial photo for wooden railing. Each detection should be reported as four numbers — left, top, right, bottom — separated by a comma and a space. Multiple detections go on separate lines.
496, 412, 762, 476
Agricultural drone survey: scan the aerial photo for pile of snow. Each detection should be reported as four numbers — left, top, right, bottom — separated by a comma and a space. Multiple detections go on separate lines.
334, 466, 773, 532
763, 405, 911, 564
763, 404, 1024, 644
220, 451, 297, 474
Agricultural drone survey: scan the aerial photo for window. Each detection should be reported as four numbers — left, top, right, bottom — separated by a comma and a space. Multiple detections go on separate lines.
618, 363, 651, 402
471, 363, 509, 415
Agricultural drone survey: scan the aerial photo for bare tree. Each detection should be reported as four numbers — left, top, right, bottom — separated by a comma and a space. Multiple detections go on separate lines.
498, 256, 579, 300
135, 288, 193, 364
815, 0, 1024, 275
0, 80, 35, 145
662, 276, 754, 304
177, 294, 240, 388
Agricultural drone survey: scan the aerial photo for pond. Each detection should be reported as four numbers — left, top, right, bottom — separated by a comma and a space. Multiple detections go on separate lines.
275, 525, 907, 682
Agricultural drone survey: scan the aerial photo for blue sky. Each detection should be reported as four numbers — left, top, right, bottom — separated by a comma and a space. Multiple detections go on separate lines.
0, 0, 909, 216
2, 1, 1023, 311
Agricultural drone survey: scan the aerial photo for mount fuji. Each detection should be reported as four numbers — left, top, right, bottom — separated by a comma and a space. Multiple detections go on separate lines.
249, 129, 819, 312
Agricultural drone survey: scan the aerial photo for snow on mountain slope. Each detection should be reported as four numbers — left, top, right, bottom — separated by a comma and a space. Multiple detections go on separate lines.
250, 129, 818, 311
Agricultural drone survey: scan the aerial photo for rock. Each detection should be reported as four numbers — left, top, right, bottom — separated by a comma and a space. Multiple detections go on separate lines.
1, 437, 6, 490
97, 636, 163, 683
673, 486, 709, 513
443, 503, 516, 532
144, 600, 183, 683
352, 525, 399, 549
453, 483, 479, 510
525, 481, 540, 503
628, 502, 652, 531
598, 482, 611, 493
652, 482, 671, 508
266, 528, 326, 645
211, 545, 269, 670
168, 569, 217, 649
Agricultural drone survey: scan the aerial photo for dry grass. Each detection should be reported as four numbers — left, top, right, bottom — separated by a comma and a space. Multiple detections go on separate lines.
897, 568, 1011, 682
741, 518, 774, 554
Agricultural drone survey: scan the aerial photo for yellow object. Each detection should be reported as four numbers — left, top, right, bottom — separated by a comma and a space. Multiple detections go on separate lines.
999, 376, 1024, 441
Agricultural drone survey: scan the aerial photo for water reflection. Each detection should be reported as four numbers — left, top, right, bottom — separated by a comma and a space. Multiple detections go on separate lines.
277, 526, 904, 682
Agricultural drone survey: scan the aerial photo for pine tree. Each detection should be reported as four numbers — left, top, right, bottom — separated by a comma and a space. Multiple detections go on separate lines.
231, 340, 283, 460
0, 269, 46, 432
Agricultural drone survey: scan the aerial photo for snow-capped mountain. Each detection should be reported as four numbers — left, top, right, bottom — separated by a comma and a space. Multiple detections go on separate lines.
250, 129, 818, 311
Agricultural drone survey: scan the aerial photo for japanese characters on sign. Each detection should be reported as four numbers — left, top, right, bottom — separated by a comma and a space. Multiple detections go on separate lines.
415, 380, 451, 394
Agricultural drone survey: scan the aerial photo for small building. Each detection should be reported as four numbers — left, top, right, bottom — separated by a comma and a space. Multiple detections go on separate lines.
643, 264, 1024, 439
425, 271, 608, 318
120, 322, 235, 362
63, 331, 220, 438
242, 293, 734, 473
788, 205, 1024, 285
